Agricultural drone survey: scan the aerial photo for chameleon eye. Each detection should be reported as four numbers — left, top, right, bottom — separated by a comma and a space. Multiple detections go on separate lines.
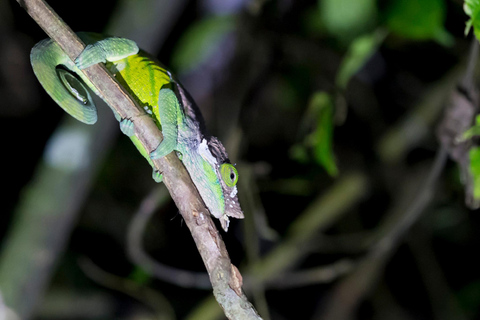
56, 68, 89, 104
220, 164, 238, 187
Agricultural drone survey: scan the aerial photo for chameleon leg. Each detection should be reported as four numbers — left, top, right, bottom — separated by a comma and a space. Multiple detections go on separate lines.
75, 38, 139, 69
152, 169, 163, 183
111, 109, 122, 122
120, 119, 135, 137
150, 88, 180, 160
111, 110, 135, 137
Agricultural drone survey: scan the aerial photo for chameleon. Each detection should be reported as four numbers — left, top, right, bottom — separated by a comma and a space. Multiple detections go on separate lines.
30, 32, 243, 231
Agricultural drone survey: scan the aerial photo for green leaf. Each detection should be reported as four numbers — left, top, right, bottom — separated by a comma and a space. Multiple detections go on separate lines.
129, 266, 151, 285
289, 144, 309, 164
457, 279, 480, 316
464, 0, 480, 41
303, 6, 326, 37
469, 146, 480, 202
171, 15, 236, 73
336, 28, 387, 89
458, 115, 480, 142
307, 92, 338, 177
319, 0, 378, 43
465, 0, 480, 16
386, 0, 453, 45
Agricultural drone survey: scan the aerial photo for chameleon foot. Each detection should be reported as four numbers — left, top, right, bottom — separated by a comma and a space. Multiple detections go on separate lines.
120, 119, 135, 137
150, 139, 176, 160
176, 151, 183, 161
152, 169, 163, 183
75, 38, 139, 69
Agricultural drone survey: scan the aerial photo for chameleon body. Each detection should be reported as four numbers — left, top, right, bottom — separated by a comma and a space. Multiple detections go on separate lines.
30, 32, 243, 230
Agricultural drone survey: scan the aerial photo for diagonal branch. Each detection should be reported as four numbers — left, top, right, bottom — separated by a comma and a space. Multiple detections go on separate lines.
17, 0, 261, 318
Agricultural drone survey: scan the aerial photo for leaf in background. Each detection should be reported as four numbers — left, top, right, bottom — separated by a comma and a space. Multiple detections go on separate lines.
319, 0, 378, 44
468, 146, 480, 206
171, 15, 235, 73
458, 115, 480, 142
303, 6, 326, 37
457, 279, 480, 317
386, 0, 453, 45
129, 266, 151, 285
289, 144, 309, 164
464, 0, 480, 40
308, 92, 338, 177
464, 0, 479, 18
336, 28, 387, 89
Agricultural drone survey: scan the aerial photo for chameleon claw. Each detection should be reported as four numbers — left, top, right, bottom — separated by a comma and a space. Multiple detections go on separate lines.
120, 119, 135, 137
152, 169, 163, 183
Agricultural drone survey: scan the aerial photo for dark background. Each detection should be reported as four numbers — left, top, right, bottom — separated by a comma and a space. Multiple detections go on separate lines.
1, 0, 480, 319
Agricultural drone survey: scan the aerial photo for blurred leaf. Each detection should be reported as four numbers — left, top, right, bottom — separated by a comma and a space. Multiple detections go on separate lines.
457, 279, 480, 316
464, 0, 480, 40
459, 115, 480, 142
464, 0, 479, 17
308, 92, 338, 177
303, 6, 326, 37
468, 146, 480, 203
171, 15, 236, 73
129, 266, 151, 285
336, 28, 387, 89
386, 0, 453, 45
290, 144, 309, 164
273, 77, 299, 110
319, 0, 377, 43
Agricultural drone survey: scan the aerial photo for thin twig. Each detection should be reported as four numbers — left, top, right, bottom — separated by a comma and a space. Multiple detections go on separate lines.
17, 1, 260, 318
461, 38, 479, 91
127, 184, 353, 291
0, 0, 183, 318
265, 259, 354, 289
315, 147, 448, 320
127, 186, 212, 289
317, 37, 478, 318
186, 173, 368, 320
78, 257, 176, 320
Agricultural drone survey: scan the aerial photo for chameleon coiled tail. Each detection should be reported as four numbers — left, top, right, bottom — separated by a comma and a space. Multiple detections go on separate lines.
31, 38, 98, 124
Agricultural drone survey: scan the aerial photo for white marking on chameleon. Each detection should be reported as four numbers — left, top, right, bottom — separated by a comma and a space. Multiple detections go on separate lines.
198, 139, 217, 165
230, 187, 238, 198
229, 204, 233, 208
113, 61, 126, 72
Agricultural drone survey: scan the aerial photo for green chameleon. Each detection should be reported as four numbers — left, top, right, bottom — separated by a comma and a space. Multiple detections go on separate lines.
30, 32, 243, 231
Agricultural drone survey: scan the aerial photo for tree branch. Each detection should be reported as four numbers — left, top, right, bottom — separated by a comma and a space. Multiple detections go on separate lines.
16, 0, 260, 318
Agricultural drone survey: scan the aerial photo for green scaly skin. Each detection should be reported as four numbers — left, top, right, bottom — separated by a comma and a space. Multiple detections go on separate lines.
30, 32, 243, 231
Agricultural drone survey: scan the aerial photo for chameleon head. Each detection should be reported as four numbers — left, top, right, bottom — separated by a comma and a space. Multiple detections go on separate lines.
205, 137, 244, 231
